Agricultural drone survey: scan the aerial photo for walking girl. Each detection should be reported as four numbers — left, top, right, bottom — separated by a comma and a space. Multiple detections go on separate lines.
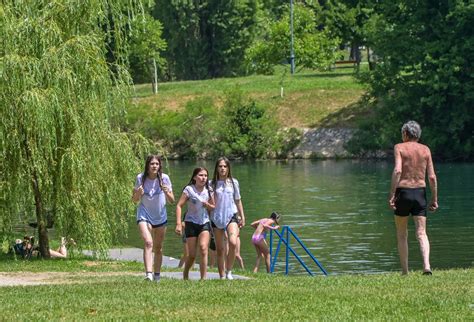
132, 155, 175, 281
175, 167, 215, 280
211, 157, 246, 280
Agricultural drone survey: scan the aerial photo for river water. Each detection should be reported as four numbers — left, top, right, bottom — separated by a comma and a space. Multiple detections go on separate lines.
126, 160, 474, 275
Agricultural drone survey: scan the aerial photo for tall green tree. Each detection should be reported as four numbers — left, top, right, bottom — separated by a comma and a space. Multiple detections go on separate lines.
154, 0, 258, 80
1, 1, 143, 257
322, 0, 378, 62
128, 12, 167, 84
246, 3, 340, 74
352, 1, 474, 160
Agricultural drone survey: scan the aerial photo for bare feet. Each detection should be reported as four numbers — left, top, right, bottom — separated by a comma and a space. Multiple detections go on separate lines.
60, 237, 76, 247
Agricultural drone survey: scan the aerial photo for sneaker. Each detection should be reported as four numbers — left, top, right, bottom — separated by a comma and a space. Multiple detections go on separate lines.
154, 273, 161, 282
226, 271, 234, 280
144, 272, 153, 281
422, 270, 432, 276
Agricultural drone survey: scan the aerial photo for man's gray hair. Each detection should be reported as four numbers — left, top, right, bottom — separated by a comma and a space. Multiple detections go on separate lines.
401, 120, 422, 140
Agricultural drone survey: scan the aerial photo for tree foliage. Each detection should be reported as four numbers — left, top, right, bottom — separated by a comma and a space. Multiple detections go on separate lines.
128, 11, 167, 84
126, 89, 282, 159
0, 1, 143, 256
153, 0, 258, 80
351, 1, 474, 160
245, 3, 340, 74
216, 90, 281, 158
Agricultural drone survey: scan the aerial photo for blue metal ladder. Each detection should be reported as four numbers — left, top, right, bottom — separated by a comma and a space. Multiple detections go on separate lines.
269, 225, 328, 276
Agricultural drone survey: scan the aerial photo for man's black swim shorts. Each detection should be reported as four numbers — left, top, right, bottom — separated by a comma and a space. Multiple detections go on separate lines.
394, 187, 427, 216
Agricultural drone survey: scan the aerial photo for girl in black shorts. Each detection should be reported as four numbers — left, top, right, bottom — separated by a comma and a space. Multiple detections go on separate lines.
175, 167, 215, 280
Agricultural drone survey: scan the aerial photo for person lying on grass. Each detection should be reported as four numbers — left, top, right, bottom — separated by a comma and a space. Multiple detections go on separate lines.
14, 236, 75, 259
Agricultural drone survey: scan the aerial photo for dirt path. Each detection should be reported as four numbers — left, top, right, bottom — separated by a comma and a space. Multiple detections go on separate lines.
0, 248, 250, 286
0, 272, 141, 287
0, 270, 249, 286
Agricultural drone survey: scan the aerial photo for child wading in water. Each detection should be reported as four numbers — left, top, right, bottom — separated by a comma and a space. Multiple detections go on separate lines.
251, 212, 281, 273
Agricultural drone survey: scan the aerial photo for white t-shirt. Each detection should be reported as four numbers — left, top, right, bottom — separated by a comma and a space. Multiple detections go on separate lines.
211, 178, 241, 229
135, 173, 172, 226
183, 185, 211, 225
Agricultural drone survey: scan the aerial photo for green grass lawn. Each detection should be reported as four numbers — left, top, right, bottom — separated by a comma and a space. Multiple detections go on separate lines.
1, 256, 472, 320
130, 68, 369, 129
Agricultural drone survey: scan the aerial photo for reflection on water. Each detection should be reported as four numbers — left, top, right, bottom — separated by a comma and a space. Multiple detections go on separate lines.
124, 160, 474, 274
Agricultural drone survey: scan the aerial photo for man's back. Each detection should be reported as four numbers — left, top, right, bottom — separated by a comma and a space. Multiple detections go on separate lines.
396, 141, 431, 188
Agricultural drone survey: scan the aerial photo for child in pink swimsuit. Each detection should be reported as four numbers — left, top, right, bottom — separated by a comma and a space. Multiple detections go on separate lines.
250, 212, 281, 273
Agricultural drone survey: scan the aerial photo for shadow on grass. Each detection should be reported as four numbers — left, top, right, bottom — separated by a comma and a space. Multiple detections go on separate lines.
314, 98, 374, 128
295, 71, 355, 79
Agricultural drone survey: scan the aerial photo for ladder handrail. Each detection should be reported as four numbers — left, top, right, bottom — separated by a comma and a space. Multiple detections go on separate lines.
270, 225, 328, 276
287, 227, 329, 276
270, 226, 283, 272
272, 228, 315, 276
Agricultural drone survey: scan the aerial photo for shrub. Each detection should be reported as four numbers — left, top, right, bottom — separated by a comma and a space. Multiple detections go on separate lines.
126, 90, 284, 159
215, 90, 281, 159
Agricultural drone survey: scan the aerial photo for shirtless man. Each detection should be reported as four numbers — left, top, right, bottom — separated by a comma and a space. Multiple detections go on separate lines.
388, 121, 438, 275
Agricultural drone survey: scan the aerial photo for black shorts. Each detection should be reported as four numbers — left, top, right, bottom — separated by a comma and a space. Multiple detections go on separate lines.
184, 221, 211, 238
211, 213, 239, 229
394, 188, 427, 217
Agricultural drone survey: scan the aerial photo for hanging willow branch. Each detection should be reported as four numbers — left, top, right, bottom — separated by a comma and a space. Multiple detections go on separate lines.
0, 0, 147, 257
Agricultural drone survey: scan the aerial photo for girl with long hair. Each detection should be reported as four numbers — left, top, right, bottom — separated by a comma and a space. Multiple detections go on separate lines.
210, 157, 246, 280
132, 155, 175, 281
175, 167, 215, 280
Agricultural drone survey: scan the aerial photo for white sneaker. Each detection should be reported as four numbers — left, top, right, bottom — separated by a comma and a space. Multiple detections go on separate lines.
144, 273, 153, 281
226, 271, 234, 280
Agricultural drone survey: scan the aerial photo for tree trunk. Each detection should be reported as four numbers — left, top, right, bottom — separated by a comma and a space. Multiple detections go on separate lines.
152, 58, 158, 94
23, 131, 51, 258
32, 171, 51, 258
350, 42, 361, 71
367, 47, 376, 71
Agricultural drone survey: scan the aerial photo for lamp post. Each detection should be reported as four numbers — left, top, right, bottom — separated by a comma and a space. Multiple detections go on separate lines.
290, 0, 295, 74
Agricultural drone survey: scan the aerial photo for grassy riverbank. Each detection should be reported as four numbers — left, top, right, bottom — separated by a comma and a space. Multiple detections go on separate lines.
129, 68, 368, 129
0, 257, 472, 320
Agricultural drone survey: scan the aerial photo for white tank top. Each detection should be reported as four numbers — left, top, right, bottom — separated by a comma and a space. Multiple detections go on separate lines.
183, 185, 211, 225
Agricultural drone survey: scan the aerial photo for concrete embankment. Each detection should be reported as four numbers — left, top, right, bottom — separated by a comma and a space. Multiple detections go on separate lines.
289, 127, 387, 159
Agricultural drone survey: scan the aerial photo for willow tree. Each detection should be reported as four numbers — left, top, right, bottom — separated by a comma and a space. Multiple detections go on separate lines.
0, 1, 144, 257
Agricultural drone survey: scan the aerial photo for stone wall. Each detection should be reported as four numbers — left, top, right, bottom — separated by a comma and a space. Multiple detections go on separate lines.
289, 128, 355, 159
289, 127, 388, 159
